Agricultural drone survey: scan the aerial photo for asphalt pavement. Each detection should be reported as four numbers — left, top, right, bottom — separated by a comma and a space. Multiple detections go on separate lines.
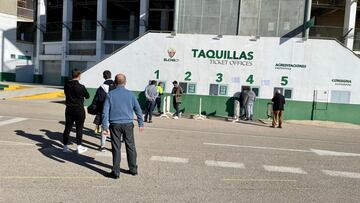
0, 99, 359, 203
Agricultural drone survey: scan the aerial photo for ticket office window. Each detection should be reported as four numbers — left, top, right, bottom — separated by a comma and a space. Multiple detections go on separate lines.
179, 82, 197, 94
209, 84, 228, 96
241, 86, 260, 97
274, 87, 293, 99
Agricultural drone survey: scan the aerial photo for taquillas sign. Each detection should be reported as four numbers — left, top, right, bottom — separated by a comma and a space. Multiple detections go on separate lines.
191, 49, 254, 66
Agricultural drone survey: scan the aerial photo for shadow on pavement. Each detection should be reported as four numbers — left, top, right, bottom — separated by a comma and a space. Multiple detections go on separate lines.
14, 129, 128, 176
235, 120, 272, 128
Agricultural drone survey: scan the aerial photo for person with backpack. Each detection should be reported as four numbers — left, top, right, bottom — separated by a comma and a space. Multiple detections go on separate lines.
89, 70, 115, 151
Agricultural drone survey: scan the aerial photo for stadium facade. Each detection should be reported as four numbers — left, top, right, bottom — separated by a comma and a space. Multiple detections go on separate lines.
1, 0, 360, 124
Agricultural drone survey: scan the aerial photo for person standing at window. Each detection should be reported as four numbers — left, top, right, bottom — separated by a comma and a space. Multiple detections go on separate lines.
271, 90, 286, 128
171, 81, 183, 119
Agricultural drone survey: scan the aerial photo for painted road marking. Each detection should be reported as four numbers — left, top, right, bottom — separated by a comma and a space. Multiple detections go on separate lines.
0, 117, 27, 127
322, 170, 360, 179
263, 165, 307, 174
150, 156, 189, 163
0, 140, 34, 146
0, 176, 104, 180
311, 149, 360, 157
95, 151, 126, 158
223, 179, 297, 182
204, 143, 360, 157
204, 143, 311, 153
205, 160, 245, 169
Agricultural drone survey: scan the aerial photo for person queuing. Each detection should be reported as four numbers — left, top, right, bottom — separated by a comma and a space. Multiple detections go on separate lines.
156, 82, 164, 114
271, 90, 286, 128
90, 70, 116, 151
245, 88, 256, 121
102, 73, 144, 179
62, 69, 90, 154
144, 80, 158, 123
171, 81, 183, 119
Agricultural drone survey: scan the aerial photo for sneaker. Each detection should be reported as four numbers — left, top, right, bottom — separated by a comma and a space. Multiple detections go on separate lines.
173, 116, 179, 120
63, 145, 70, 153
105, 171, 119, 179
98, 146, 106, 152
77, 145, 88, 154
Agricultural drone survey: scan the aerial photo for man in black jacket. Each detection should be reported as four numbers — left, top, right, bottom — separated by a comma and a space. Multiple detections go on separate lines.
92, 70, 115, 151
272, 90, 286, 128
63, 69, 90, 154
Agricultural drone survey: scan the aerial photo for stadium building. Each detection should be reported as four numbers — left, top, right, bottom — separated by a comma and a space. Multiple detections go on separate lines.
1, 0, 360, 124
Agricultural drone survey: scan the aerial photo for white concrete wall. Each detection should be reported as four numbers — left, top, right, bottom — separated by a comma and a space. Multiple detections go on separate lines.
0, 13, 34, 74
81, 33, 360, 104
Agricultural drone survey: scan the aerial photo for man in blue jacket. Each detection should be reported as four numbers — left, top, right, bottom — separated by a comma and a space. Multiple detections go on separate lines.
102, 73, 144, 179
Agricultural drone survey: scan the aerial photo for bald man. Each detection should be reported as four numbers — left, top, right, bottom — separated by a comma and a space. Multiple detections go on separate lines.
102, 74, 144, 179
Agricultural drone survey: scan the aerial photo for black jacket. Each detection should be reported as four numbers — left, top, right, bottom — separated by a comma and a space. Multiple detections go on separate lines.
64, 80, 90, 107
92, 79, 116, 114
272, 93, 285, 111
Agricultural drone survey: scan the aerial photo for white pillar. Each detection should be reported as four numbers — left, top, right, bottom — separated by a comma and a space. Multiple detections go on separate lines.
302, 0, 312, 39
34, 0, 46, 82
96, 0, 107, 60
173, 0, 180, 32
0, 29, 4, 76
61, 0, 73, 81
344, 0, 357, 50
139, 0, 149, 35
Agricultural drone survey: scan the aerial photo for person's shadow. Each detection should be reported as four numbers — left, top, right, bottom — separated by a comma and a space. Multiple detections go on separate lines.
15, 129, 128, 176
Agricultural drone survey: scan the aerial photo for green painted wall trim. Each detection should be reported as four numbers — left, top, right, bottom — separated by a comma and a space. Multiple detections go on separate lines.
0, 72, 16, 82
61, 76, 69, 85
33, 75, 43, 84
85, 88, 360, 125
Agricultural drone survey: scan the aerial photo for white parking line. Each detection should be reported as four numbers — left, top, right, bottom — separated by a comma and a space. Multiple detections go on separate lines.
322, 170, 360, 179
0, 117, 27, 126
263, 165, 307, 174
204, 143, 311, 153
95, 151, 126, 158
205, 160, 245, 169
150, 156, 189, 163
0, 140, 34, 146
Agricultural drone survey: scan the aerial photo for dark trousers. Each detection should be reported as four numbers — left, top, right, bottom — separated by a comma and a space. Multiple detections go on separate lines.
109, 123, 137, 176
63, 106, 85, 145
155, 97, 162, 112
144, 100, 156, 121
173, 101, 180, 116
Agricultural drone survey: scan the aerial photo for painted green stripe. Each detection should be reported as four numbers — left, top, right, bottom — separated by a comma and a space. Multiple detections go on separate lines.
85, 88, 360, 125
33, 75, 43, 84
0, 73, 16, 82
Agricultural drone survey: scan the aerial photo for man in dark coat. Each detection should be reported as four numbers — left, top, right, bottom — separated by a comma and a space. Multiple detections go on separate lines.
171, 81, 183, 119
272, 90, 286, 128
63, 69, 90, 154
91, 70, 115, 151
